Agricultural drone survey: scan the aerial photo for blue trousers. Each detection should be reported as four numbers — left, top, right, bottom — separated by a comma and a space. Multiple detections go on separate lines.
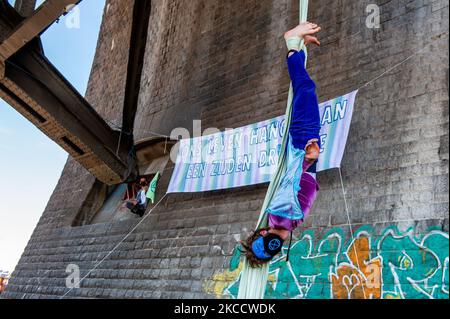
287, 50, 321, 153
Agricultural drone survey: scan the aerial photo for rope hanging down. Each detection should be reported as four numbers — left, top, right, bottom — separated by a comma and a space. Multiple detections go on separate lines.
338, 168, 367, 299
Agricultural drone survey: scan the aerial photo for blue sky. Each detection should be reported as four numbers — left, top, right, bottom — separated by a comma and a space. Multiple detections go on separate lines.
0, 0, 106, 272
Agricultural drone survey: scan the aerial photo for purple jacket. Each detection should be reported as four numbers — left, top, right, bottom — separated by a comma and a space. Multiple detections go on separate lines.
269, 159, 319, 231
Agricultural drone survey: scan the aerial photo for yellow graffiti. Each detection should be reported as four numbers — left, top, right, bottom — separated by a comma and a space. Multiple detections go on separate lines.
203, 262, 243, 298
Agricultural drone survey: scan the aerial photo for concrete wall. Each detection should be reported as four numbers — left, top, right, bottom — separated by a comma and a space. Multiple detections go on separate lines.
3, 0, 448, 299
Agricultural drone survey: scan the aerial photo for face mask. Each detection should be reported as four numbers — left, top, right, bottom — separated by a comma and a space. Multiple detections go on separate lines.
251, 233, 284, 260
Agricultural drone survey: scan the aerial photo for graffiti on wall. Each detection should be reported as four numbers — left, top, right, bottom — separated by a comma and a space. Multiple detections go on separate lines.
204, 226, 449, 299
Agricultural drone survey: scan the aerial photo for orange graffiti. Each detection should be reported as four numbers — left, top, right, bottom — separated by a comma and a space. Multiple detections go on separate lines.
331, 235, 382, 299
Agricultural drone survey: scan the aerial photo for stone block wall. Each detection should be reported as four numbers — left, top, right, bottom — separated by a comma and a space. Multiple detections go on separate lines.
3, 0, 448, 299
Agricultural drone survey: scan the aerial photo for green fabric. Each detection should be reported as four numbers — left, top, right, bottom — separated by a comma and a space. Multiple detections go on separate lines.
285, 36, 301, 51
146, 171, 160, 204
237, 0, 309, 299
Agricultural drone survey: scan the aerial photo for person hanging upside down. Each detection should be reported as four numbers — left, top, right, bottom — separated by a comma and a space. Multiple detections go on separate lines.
241, 22, 322, 267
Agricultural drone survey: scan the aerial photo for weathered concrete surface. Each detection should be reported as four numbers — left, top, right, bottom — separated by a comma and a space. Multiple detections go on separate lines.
3, 0, 448, 299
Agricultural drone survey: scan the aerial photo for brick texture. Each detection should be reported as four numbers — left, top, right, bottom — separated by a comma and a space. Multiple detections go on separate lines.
2, 0, 448, 299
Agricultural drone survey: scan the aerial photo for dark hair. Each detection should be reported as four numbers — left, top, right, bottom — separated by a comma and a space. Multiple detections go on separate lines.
240, 227, 272, 268
139, 180, 148, 187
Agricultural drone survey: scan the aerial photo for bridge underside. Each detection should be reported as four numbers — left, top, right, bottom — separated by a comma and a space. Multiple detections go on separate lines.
0, 0, 136, 185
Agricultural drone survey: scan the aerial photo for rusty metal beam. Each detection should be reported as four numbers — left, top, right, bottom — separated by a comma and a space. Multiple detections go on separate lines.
0, 0, 81, 62
0, 1, 137, 185
0, 45, 136, 184
122, 0, 152, 139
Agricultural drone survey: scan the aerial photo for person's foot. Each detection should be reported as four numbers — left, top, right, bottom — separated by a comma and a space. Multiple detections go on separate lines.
284, 22, 321, 40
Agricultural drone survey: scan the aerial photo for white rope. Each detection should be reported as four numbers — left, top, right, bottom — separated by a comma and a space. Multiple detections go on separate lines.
330, 33, 447, 299
338, 167, 367, 299
164, 136, 168, 155
115, 129, 123, 156
60, 193, 168, 299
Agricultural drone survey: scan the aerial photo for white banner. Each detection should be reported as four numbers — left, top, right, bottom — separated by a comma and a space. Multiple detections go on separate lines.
167, 90, 358, 193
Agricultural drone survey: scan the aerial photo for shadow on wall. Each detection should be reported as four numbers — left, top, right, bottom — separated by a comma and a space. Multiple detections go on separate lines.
204, 225, 449, 299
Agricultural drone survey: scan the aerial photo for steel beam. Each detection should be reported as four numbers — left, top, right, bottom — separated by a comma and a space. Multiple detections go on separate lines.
0, 1, 137, 185
0, 0, 81, 62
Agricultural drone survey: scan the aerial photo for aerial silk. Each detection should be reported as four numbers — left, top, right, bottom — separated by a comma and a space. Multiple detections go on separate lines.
237, 0, 309, 299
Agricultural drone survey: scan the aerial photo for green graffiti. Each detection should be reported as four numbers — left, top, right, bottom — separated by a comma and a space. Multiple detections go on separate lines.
206, 225, 449, 299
